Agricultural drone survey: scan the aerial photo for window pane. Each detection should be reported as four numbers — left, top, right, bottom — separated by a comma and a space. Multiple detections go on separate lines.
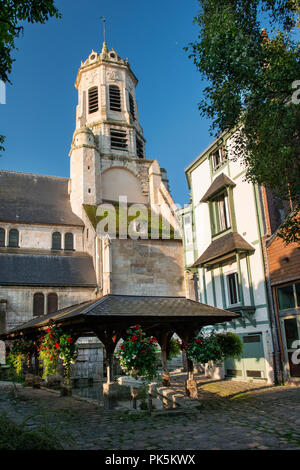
8, 229, 19, 247
295, 282, 300, 308
0, 228, 5, 247
52, 232, 61, 250
277, 285, 295, 310
47, 294, 58, 314
284, 318, 299, 349
227, 273, 239, 305
65, 233, 74, 250
33, 293, 44, 316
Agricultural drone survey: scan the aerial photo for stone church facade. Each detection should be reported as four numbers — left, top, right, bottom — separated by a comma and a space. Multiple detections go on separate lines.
0, 42, 186, 372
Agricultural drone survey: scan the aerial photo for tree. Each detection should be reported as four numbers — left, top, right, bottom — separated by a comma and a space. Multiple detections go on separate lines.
186, 0, 300, 244
0, 0, 61, 151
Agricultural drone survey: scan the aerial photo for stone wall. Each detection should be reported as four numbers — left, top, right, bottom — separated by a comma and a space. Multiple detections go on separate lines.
110, 238, 185, 296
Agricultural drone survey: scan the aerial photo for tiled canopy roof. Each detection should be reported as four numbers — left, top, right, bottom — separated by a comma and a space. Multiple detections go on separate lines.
0, 248, 97, 287
0, 170, 83, 226
200, 173, 236, 202
1, 294, 239, 338
192, 232, 255, 267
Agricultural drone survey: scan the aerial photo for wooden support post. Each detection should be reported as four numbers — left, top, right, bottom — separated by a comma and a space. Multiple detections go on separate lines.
93, 327, 121, 384
176, 325, 199, 399
153, 330, 173, 387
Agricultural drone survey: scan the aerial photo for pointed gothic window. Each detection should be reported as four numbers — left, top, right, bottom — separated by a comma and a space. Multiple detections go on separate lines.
109, 85, 121, 111
64, 232, 74, 251
33, 293, 44, 316
88, 86, 99, 114
110, 128, 128, 150
52, 232, 61, 250
0, 228, 5, 247
47, 293, 58, 314
129, 92, 135, 120
8, 229, 19, 247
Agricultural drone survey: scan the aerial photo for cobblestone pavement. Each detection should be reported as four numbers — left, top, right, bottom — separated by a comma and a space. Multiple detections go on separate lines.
0, 375, 300, 450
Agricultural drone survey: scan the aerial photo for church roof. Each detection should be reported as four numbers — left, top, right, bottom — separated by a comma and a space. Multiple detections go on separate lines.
0, 170, 83, 227
0, 248, 97, 287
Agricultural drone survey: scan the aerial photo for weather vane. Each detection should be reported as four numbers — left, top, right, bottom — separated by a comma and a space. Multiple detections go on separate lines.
100, 16, 106, 43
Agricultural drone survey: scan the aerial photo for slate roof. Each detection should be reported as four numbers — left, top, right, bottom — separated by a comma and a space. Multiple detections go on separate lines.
192, 232, 255, 267
0, 248, 97, 287
1, 294, 239, 337
200, 173, 236, 202
0, 170, 83, 226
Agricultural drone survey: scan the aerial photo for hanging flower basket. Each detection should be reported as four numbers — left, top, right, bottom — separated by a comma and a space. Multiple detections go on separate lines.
7, 339, 36, 376
116, 325, 159, 383
38, 321, 77, 385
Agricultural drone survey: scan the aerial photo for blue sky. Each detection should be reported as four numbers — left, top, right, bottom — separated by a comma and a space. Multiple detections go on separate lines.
0, 0, 215, 206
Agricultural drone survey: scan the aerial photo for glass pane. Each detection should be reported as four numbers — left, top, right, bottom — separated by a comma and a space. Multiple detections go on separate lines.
0, 229, 5, 247
295, 282, 300, 308
33, 293, 44, 316
47, 294, 58, 314
227, 273, 239, 304
65, 233, 73, 250
9, 229, 19, 247
277, 285, 295, 310
284, 318, 299, 349
52, 232, 61, 250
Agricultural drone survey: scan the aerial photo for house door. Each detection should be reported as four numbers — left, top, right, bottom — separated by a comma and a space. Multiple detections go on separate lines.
281, 315, 300, 379
225, 332, 267, 380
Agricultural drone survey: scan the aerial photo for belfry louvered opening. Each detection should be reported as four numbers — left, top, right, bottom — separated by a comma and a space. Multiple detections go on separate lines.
110, 128, 128, 150
129, 92, 135, 120
109, 85, 121, 111
136, 137, 144, 158
88, 87, 99, 114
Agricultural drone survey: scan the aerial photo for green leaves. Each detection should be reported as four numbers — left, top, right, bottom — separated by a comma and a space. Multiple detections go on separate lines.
116, 325, 159, 383
187, 0, 300, 243
186, 331, 243, 364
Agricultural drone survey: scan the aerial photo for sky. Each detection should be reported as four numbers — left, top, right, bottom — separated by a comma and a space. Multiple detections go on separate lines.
0, 0, 215, 207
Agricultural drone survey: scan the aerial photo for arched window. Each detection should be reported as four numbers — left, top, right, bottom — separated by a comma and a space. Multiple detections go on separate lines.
33, 293, 44, 316
47, 293, 58, 314
64, 232, 74, 251
109, 85, 121, 111
8, 229, 19, 247
0, 228, 5, 247
88, 86, 98, 114
52, 232, 61, 250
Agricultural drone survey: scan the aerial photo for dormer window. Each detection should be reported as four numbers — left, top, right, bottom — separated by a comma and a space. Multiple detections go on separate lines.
212, 146, 226, 171
110, 128, 128, 151
88, 86, 99, 114
109, 85, 121, 111
129, 92, 135, 120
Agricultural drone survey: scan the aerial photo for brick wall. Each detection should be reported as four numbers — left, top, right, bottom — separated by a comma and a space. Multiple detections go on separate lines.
267, 236, 300, 285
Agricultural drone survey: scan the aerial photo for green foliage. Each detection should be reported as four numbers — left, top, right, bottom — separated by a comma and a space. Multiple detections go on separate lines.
186, 333, 224, 364
167, 338, 181, 360
186, 0, 300, 243
0, 412, 62, 450
0, 0, 61, 83
7, 338, 36, 376
38, 321, 77, 383
0, 1, 61, 153
216, 332, 243, 358
116, 325, 159, 383
186, 331, 243, 364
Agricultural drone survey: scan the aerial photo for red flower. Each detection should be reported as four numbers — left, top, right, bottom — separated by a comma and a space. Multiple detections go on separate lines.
46, 328, 50, 333
131, 335, 138, 342
40, 336, 43, 342
49, 334, 53, 339
67, 337, 73, 344
133, 324, 140, 329
196, 339, 203, 344
121, 345, 124, 350
55, 342, 60, 349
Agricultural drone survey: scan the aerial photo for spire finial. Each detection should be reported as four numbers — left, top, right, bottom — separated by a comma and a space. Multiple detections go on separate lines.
100, 16, 106, 45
